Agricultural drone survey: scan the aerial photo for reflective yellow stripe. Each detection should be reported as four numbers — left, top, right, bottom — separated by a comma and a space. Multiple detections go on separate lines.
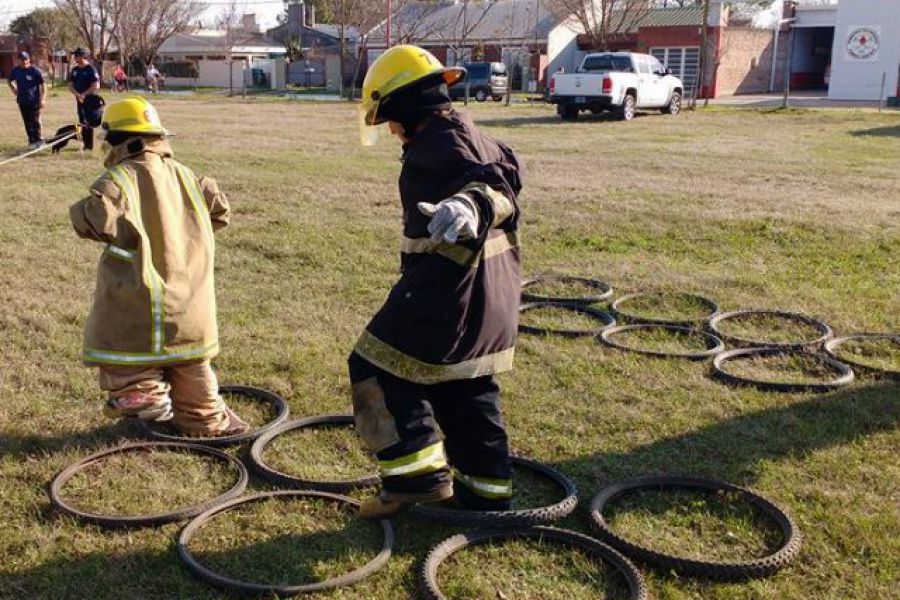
379, 442, 447, 478
107, 165, 165, 353
83, 341, 219, 366
354, 330, 515, 385
104, 244, 136, 262
458, 182, 515, 227
400, 230, 517, 267
453, 469, 513, 499
175, 164, 214, 242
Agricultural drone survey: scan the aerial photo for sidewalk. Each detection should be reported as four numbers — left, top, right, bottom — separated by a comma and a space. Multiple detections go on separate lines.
709, 92, 896, 110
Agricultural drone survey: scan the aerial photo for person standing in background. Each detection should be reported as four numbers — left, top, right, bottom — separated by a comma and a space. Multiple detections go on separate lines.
7, 51, 46, 148
68, 48, 101, 150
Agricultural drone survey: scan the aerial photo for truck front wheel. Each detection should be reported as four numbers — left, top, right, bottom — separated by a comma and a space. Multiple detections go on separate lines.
614, 94, 636, 121
662, 91, 682, 115
558, 105, 579, 121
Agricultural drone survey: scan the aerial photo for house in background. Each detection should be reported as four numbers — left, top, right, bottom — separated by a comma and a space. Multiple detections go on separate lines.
266, 1, 359, 90
158, 14, 286, 89
364, 0, 578, 93
789, 0, 899, 102
0, 34, 50, 80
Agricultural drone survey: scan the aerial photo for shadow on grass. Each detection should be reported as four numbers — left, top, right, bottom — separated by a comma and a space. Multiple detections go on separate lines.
0, 524, 429, 599
851, 125, 900, 137
476, 111, 662, 128
554, 380, 900, 489
0, 419, 137, 459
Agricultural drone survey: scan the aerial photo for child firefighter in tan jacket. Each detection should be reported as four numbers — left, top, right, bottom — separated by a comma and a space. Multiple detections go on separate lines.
69, 97, 247, 437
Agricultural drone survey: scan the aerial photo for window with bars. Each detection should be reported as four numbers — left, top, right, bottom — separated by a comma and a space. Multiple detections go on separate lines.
650, 47, 700, 92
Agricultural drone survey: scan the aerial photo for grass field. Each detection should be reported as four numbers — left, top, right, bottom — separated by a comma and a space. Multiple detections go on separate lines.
0, 88, 898, 600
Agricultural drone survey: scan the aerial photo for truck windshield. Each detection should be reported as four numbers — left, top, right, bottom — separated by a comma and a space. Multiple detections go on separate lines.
581, 55, 634, 73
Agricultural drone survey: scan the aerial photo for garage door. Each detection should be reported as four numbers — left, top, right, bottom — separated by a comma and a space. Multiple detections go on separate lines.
650, 47, 700, 93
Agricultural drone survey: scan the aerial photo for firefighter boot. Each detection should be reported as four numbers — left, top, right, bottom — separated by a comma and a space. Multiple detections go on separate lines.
359, 486, 454, 519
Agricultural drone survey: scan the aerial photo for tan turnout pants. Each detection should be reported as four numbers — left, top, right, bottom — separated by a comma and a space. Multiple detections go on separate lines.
97, 359, 228, 436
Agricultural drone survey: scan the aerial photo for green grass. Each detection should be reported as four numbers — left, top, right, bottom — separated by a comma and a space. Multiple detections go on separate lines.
721, 353, 849, 385
614, 292, 718, 323
604, 488, 783, 561
605, 326, 716, 354
262, 424, 377, 481
0, 91, 898, 599
830, 337, 900, 372
713, 313, 831, 346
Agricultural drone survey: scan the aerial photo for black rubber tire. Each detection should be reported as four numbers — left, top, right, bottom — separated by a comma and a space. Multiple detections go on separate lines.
615, 94, 636, 121
492, 95, 504, 102
589, 475, 802, 580
248, 414, 380, 492
408, 456, 578, 527
611, 292, 720, 327
177, 490, 394, 596
661, 91, 682, 115
558, 105, 579, 121
420, 526, 649, 600
475, 88, 488, 102
600, 325, 725, 361
49, 442, 249, 528
521, 274, 613, 305
519, 302, 616, 338
712, 347, 855, 393
823, 333, 900, 380
136, 384, 290, 448
707, 309, 834, 350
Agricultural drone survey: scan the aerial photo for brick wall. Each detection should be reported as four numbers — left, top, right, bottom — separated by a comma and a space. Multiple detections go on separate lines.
716, 28, 780, 95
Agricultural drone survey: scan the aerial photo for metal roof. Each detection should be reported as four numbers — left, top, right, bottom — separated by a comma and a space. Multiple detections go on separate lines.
637, 7, 705, 29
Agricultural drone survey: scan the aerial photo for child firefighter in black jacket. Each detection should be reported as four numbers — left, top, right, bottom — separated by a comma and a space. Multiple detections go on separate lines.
351, 45, 524, 518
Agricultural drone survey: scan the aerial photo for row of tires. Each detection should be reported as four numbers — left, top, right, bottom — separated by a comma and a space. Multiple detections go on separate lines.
49, 424, 802, 598
519, 275, 899, 389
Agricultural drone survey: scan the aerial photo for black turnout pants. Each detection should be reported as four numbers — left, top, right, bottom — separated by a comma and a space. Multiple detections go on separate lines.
76, 101, 94, 149
18, 104, 42, 144
349, 352, 512, 510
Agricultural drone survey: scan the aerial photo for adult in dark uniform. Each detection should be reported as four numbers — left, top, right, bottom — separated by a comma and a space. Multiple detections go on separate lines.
352, 45, 524, 518
7, 51, 46, 147
67, 48, 101, 150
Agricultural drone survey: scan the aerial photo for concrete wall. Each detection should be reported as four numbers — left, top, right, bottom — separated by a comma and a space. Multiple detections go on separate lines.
829, 0, 900, 100
546, 22, 581, 75
717, 28, 778, 95
166, 60, 247, 88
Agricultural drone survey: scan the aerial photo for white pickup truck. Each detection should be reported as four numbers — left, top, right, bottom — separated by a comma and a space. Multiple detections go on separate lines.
549, 52, 684, 121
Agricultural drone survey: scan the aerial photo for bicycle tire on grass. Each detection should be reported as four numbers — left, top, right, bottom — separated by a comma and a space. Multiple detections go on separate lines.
177, 490, 394, 596
589, 475, 802, 580
49, 442, 249, 528
707, 309, 833, 350
712, 347, 854, 393
600, 324, 725, 360
420, 526, 648, 600
248, 414, 380, 492
136, 385, 290, 447
521, 275, 613, 305
519, 302, 616, 338
408, 456, 578, 527
611, 292, 720, 326
823, 333, 900, 380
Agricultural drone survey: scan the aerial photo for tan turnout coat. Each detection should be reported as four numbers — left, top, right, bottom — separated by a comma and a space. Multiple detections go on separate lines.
69, 137, 230, 366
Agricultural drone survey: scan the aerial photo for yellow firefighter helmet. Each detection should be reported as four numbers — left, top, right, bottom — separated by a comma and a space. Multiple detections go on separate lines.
361, 45, 464, 128
101, 96, 171, 136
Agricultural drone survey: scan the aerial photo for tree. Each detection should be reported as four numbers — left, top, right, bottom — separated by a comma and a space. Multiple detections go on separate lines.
9, 7, 81, 51
216, 0, 246, 97
281, 0, 336, 25
53, 0, 120, 66
114, 0, 203, 68
544, 0, 651, 51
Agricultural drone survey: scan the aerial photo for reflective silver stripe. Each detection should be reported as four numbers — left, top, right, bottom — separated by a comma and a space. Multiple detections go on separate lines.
105, 244, 136, 261
379, 443, 447, 477
453, 470, 513, 498
108, 166, 165, 353
175, 164, 214, 241
83, 341, 219, 365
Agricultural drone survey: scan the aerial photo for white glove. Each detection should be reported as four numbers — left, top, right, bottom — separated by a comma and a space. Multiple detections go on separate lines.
417, 195, 478, 244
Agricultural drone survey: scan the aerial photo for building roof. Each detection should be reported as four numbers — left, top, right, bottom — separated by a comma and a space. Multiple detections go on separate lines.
368, 0, 558, 46
637, 7, 704, 29
159, 30, 286, 55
